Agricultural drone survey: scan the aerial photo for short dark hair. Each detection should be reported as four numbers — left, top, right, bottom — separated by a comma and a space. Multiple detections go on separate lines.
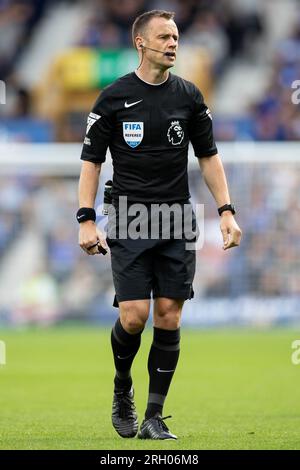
132, 10, 175, 49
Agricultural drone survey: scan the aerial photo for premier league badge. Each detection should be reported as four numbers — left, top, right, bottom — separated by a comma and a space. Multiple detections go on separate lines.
123, 122, 144, 148
167, 120, 184, 145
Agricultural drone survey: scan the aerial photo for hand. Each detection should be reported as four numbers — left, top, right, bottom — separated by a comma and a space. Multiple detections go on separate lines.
79, 221, 108, 256
220, 212, 242, 250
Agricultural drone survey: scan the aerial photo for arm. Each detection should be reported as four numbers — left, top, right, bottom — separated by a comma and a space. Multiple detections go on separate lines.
78, 160, 101, 208
78, 161, 107, 255
198, 154, 242, 250
78, 89, 113, 256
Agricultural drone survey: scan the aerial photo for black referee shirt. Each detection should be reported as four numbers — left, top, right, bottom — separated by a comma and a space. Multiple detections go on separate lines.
81, 72, 217, 203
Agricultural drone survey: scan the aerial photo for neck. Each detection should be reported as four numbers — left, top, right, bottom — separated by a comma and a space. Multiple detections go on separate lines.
136, 61, 169, 85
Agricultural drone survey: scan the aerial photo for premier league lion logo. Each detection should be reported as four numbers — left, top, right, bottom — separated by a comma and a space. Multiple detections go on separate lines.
167, 120, 184, 145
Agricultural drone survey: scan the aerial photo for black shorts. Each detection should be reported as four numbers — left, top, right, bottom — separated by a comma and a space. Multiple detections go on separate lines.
106, 200, 197, 307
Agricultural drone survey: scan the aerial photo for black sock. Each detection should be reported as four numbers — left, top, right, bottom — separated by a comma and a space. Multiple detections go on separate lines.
145, 327, 180, 419
111, 318, 143, 391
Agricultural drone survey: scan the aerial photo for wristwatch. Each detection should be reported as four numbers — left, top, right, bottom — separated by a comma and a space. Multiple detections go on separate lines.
218, 203, 236, 216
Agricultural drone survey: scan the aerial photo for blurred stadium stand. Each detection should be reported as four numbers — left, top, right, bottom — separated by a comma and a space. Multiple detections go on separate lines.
1, 0, 299, 141
3, 0, 298, 142
0, 143, 300, 327
0, 0, 300, 326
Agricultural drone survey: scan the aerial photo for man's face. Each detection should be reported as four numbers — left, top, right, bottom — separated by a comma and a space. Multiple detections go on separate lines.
142, 17, 179, 68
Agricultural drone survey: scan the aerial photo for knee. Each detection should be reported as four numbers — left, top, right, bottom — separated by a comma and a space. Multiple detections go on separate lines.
123, 315, 146, 333
154, 299, 183, 329
120, 301, 149, 333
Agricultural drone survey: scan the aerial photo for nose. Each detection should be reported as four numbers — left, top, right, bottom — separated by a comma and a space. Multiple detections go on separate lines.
170, 37, 178, 49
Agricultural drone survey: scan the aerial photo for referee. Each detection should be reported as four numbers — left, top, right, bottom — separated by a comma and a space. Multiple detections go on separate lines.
77, 10, 242, 440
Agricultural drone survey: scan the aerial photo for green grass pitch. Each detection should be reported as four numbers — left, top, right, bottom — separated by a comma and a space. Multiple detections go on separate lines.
0, 327, 299, 450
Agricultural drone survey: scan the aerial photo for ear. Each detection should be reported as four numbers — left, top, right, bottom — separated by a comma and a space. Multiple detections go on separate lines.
135, 35, 144, 50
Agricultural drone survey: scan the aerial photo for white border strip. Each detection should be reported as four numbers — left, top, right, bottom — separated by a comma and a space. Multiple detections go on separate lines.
0, 142, 299, 175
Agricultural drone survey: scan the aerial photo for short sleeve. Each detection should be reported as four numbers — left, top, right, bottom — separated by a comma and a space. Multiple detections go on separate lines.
80, 89, 114, 164
188, 85, 218, 158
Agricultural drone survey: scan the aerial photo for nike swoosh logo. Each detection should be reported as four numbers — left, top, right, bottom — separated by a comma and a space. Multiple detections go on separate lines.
157, 368, 175, 373
117, 353, 135, 360
124, 99, 143, 108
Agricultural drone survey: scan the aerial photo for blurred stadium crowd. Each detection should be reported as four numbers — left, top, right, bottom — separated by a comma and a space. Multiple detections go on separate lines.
0, 0, 300, 325
1, 161, 300, 325
78, 0, 263, 64
0, 0, 264, 79
0, 0, 299, 141
0, 0, 48, 79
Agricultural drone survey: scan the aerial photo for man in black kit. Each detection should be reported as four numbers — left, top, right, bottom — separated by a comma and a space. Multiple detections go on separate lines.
77, 10, 242, 440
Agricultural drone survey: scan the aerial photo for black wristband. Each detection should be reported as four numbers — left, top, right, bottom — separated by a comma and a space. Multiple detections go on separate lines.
76, 207, 96, 223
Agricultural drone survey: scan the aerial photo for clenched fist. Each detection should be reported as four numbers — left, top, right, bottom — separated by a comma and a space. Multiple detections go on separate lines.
220, 213, 242, 250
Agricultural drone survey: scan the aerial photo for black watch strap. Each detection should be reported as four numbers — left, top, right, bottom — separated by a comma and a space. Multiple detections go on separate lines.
218, 203, 236, 216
